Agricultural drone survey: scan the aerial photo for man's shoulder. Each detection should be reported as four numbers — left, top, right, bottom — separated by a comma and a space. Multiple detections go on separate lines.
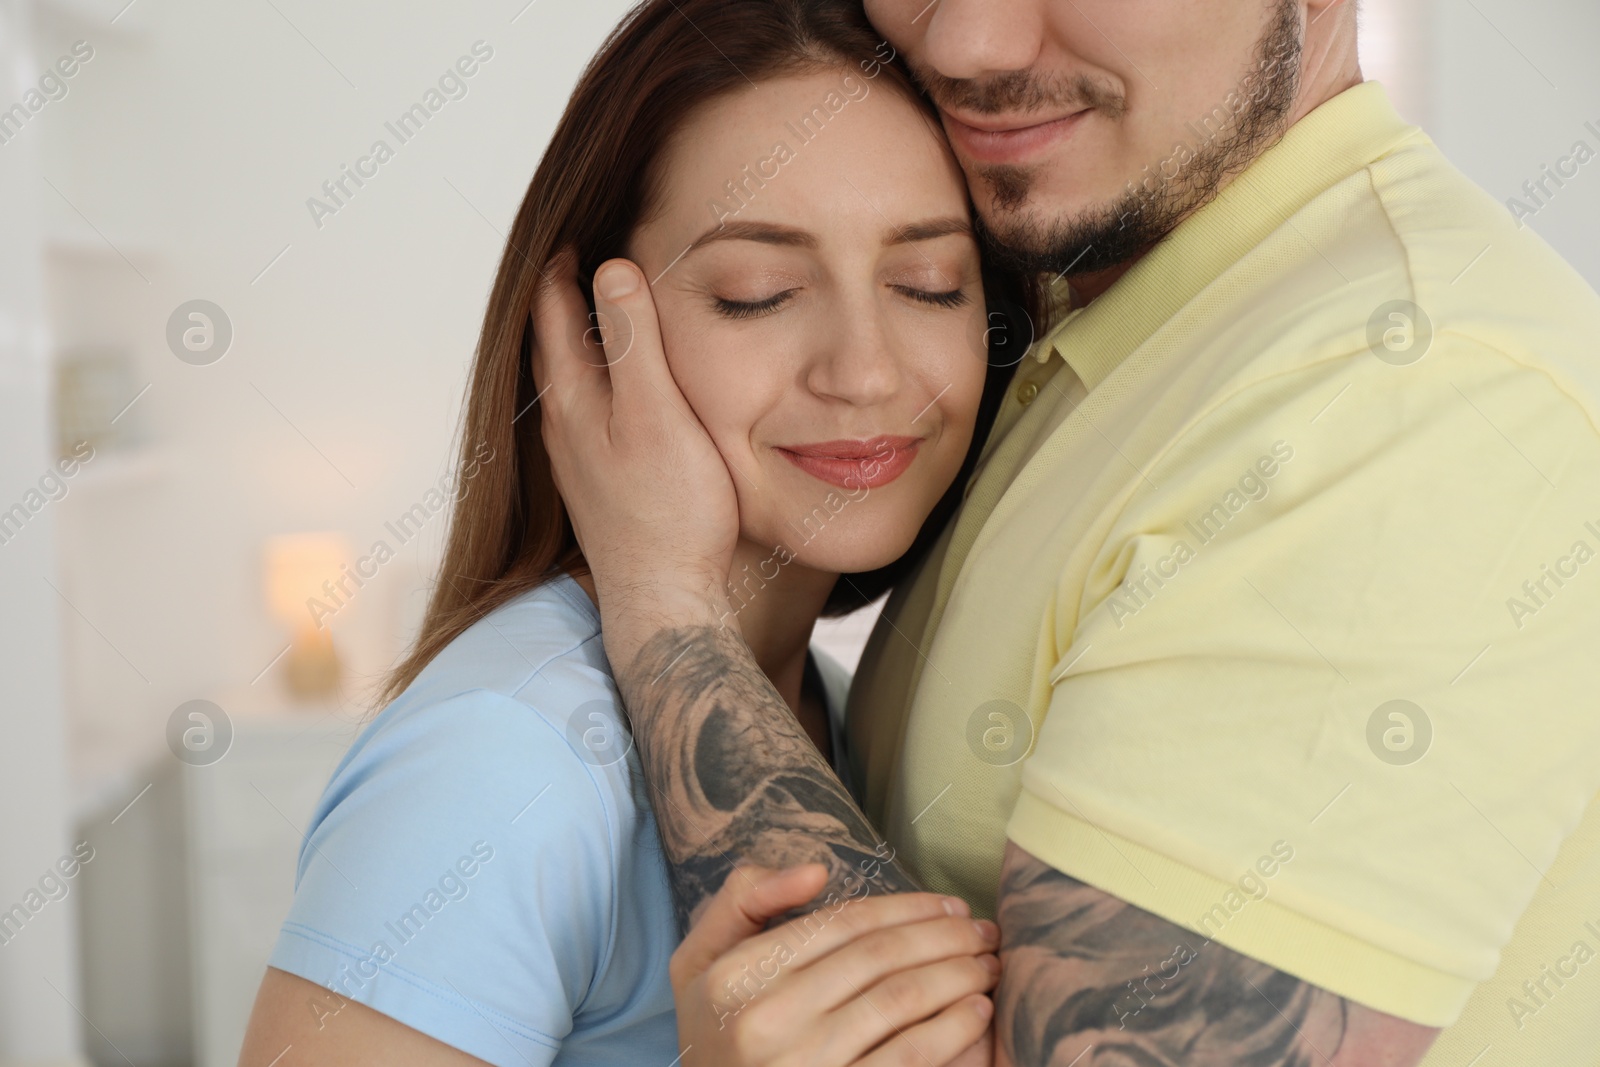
1188, 137, 1600, 429
1362, 136, 1600, 337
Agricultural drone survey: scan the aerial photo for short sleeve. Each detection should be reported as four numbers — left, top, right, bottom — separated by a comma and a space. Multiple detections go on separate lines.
1006, 337, 1600, 1027
269, 688, 616, 1066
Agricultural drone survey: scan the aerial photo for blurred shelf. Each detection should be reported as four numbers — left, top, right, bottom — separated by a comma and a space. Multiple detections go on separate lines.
43, 233, 161, 268
65, 445, 166, 489
35, 0, 148, 38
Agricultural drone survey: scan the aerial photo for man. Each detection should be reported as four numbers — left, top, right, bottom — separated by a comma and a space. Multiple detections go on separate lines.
535, 0, 1600, 1063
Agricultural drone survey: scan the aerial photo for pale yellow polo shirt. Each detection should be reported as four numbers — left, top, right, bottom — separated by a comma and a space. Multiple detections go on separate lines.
846, 81, 1600, 1061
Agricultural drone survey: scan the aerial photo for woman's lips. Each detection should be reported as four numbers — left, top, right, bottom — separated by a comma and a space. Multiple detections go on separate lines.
776, 435, 922, 490
941, 107, 1091, 165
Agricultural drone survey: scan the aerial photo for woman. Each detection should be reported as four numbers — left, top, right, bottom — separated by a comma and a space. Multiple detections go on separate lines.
239, 0, 1041, 1063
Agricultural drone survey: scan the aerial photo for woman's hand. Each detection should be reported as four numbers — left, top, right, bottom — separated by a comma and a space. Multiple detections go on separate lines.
531, 253, 741, 657
671, 864, 998, 1066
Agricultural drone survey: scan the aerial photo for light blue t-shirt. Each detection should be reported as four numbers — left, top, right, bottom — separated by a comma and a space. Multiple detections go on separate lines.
270, 574, 850, 1066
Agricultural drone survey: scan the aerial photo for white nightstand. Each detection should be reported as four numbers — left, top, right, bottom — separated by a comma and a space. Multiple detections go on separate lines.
179, 693, 361, 1067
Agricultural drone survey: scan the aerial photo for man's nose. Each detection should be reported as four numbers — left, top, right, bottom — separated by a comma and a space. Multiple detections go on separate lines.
921, 0, 1045, 82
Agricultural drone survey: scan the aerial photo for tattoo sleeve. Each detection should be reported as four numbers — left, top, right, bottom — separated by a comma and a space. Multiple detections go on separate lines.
994, 844, 1439, 1067
616, 623, 917, 929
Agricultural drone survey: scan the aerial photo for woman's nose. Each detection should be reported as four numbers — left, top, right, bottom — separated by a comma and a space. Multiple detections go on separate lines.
804, 318, 905, 406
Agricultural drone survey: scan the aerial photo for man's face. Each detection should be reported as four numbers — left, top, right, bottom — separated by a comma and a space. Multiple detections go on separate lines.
865, 0, 1304, 279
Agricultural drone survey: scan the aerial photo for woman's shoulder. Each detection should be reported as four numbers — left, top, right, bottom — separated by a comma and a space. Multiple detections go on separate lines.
314, 576, 635, 851
270, 577, 668, 1053
356, 576, 617, 764
400, 573, 609, 707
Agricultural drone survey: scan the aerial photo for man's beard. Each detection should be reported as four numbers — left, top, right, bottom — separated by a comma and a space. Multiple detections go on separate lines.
919, 0, 1303, 280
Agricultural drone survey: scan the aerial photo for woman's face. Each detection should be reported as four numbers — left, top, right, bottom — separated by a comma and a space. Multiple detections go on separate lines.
627, 68, 989, 576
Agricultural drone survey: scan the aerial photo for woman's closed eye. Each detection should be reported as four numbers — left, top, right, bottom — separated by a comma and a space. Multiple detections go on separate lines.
712, 284, 971, 320
893, 285, 969, 309
713, 289, 798, 320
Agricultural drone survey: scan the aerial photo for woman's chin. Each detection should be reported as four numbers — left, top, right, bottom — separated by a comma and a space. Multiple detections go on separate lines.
780, 524, 923, 578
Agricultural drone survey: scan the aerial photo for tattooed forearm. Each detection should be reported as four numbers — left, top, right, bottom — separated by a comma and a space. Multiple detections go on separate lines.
993, 844, 1438, 1067
617, 623, 917, 928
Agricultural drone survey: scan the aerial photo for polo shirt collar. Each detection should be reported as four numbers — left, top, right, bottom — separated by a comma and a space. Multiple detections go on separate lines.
1032, 81, 1421, 390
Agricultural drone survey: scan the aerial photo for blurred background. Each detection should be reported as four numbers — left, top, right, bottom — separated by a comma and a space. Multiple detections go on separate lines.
0, 0, 1596, 1063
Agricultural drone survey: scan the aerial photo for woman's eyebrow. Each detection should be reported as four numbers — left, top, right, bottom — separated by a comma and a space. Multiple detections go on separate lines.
884, 216, 972, 246
684, 215, 972, 256
688, 220, 818, 253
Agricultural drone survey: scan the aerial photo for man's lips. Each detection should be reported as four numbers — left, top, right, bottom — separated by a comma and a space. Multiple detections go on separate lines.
776, 435, 922, 490
940, 107, 1092, 165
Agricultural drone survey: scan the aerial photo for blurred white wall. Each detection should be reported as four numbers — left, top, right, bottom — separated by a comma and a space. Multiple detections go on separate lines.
1427, 0, 1600, 286
0, 0, 87, 1061
34, 0, 643, 799
9, 1, 643, 1063
0, 0, 1596, 1063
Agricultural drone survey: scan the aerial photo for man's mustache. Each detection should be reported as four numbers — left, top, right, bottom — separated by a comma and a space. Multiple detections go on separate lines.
909, 63, 1127, 120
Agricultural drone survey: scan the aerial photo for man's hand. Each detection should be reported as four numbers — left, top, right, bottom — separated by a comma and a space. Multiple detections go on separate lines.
531, 250, 921, 928
672, 863, 997, 1067
531, 253, 740, 663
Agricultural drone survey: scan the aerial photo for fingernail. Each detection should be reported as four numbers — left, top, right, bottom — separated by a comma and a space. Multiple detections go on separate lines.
974, 919, 999, 943
973, 995, 994, 1020
980, 953, 1001, 974
942, 896, 970, 917
596, 263, 637, 300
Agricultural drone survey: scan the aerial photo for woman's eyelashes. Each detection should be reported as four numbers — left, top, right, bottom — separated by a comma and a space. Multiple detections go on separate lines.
709, 283, 971, 320
713, 288, 798, 320
893, 285, 969, 309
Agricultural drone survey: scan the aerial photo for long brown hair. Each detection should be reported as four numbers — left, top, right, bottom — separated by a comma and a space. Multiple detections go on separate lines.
376, 0, 1043, 707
